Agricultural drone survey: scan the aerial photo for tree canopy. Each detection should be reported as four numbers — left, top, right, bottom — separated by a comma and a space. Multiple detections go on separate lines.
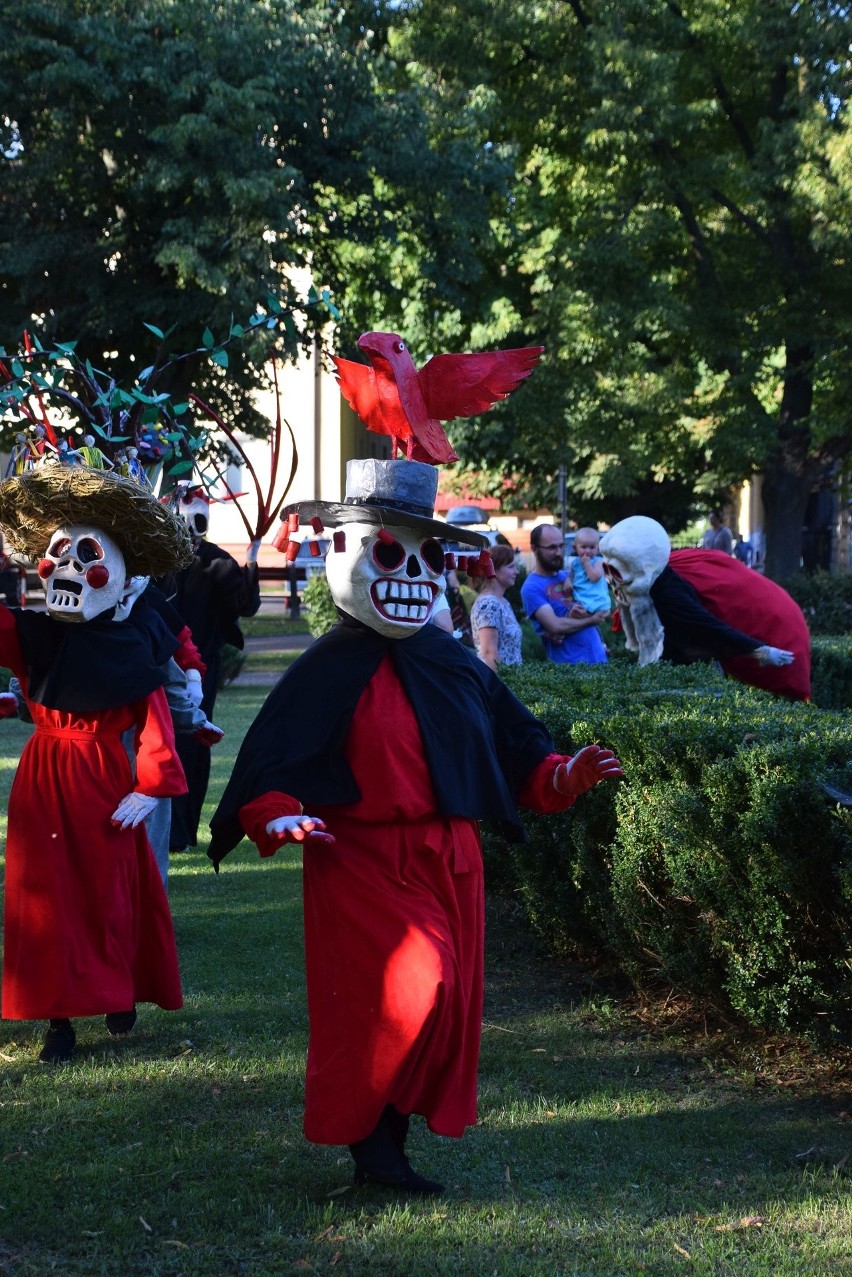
399, 0, 852, 575
0, 0, 506, 430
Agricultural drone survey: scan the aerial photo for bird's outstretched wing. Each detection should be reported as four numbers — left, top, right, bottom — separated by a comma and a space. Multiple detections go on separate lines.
418, 347, 544, 421
332, 357, 390, 437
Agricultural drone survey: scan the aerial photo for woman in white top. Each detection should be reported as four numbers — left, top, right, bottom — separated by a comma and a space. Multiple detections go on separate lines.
470, 544, 523, 670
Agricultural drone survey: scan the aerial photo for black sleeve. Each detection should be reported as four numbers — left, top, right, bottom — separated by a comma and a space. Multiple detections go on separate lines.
651, 567, 761, 663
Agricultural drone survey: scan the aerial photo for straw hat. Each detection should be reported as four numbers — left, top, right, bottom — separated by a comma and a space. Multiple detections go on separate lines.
0, 466, 194, 575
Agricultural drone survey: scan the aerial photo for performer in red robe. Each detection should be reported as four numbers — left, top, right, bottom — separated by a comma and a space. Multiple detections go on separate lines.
210, 458, 623, 1194
600, 515, 810, 700
0, 465, 194, 1063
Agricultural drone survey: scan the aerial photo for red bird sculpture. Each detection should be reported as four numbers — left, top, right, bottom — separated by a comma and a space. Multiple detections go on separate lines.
332, 331, 544, 465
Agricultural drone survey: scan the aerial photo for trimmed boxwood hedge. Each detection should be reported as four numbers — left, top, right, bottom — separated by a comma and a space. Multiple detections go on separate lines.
488, 660, 852, 1039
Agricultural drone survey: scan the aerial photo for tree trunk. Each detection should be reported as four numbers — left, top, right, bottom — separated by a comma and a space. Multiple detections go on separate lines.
761, 463, 812, 580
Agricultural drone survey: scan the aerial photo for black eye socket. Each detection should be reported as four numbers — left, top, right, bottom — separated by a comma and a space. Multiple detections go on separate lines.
396, 341, 406, 353
47, 536, 72, 559
420, 538, 445, 575
372, 537, 406, 572
77, 537, 104, 564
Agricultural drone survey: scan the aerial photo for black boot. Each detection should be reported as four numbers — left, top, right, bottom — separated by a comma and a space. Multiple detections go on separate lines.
350, 1106, 444, 1196
39, 1019, 75, 1064
105, 1007, 137, 1036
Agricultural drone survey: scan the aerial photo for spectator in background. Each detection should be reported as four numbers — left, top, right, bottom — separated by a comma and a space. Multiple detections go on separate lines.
701, 510, 734, 555
470, 544, 523, 671
520, 524, 609, 664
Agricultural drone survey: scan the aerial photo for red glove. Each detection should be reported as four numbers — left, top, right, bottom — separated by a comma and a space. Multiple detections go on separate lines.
553, 745, 623, 801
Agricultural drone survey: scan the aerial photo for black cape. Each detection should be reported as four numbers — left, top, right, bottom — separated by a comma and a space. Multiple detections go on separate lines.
208, 619, 556, 867
650, 566, 761, 665
13, 606, 177, 712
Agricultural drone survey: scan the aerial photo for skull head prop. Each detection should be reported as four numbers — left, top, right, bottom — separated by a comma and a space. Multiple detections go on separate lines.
325, 520, 446, 638
174, 484, 210, 542
37, 524, 127, 622
599, 516, 671, 604
112, 574, 151, 623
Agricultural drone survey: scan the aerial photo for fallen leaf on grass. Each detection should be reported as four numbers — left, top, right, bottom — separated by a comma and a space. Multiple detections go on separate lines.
139, 1216, 152, 1233
714, 1216, 766, 1232
326, 1185, 350, 1198
673, 1243, 692, 1259
0, 1052, 16, 1062
162, 1240, 189, 1250
81, 1231, 102, 1238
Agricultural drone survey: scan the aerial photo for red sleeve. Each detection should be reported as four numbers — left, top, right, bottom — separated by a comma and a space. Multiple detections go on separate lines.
240, 790, 303, 857
517, 752, 578, 813
133, 687, 188, 797
172, 624, 207, 677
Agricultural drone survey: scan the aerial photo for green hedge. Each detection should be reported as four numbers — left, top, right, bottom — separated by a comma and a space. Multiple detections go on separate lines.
810, 634, 852, 710
487, 660, 852, 1039
782, 570, 852, 635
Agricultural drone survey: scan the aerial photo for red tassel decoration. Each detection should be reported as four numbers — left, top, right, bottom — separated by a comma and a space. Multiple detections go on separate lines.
272, 523, 290, 552
333, 530, 347, 553
288, 512, 300, 533
286, 539, 300, 562
457, 555, 468, 572
310, 516, 325, 534
377, 528, 395, 545
309, 540, 321, 557
480, 551, 495, 579
444, 552, 456, 570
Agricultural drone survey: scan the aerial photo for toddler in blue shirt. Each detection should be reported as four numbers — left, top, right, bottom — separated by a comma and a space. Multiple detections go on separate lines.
569, 528, 612, 614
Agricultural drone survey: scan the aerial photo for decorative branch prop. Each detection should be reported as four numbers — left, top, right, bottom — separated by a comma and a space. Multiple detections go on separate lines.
0, 288, 336, 492
189, 354, 299, 543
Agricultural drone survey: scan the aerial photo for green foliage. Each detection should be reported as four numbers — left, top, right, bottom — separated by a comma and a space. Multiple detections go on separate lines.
782, 571, 852, 635
485, 659, 852, 1036
0, 0, 505, 417
810, 635, 852, 710
399, 1, 852, 575
303, 573, 337, 637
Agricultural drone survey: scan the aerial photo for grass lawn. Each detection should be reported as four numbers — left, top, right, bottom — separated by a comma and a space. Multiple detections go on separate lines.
0, 683, 850, 1275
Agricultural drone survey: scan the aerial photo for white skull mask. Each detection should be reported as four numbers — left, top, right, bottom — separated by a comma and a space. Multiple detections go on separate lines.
599, 516, 671, 603
112, 574, 151, 622
175, 486, 210, 541
324, 520, 446, 638
38, 524, 127, 622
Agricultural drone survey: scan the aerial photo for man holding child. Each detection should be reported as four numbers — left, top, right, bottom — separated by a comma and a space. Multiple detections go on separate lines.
521, 524, 610, 664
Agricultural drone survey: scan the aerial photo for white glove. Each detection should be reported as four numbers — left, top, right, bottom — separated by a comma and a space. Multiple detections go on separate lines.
754, 645, 794, 667
184, 668, 204, 707
111, 792, 159, 829
265, 814, 335, 846
246, 539, 261, 564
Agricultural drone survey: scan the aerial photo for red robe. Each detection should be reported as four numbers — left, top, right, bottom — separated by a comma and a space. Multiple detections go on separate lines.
670, 550, 811, 700
0, 608, 186, 1020
240, 654, 572, 1146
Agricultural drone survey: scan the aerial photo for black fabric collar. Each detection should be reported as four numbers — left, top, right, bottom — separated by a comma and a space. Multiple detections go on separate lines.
14, 607, 177, 712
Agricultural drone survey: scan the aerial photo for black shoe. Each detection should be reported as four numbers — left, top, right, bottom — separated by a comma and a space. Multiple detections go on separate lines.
350, 1107, 443, 1197
39, 1019, 75, 1063
105, 1008, 137, 1036
353, 1162, 444, 1196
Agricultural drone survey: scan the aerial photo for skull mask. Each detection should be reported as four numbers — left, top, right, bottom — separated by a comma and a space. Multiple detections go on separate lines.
38, 525, 127, 623
325, 520, 446, 638
175, 486, 210, 542
599, 516, 671, 604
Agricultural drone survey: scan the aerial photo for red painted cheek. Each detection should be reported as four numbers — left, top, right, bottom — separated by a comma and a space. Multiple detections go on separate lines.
37, 559, 55, 580
86, 564, 110, 589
